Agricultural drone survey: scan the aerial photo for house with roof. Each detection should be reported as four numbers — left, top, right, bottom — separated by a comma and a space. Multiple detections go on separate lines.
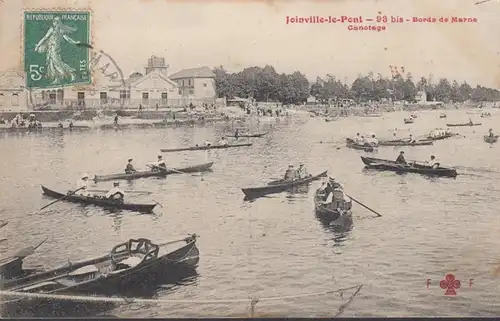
169, 66, 216, 100
27, 56, 217, 109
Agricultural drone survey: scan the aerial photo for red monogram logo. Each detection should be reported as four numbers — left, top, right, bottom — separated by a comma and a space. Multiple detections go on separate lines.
440, 274, 461, 295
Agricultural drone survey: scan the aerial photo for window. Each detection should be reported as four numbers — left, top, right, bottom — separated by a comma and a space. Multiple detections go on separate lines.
189, 89, 194, 95
188, 79, 193, 86
11, 93, 19, 106
49, 92, 57, 104
178, 89, 182, 95
100, 92, 108, 105
203, 83, 207, 87
161, 92, 168, 105
142, 92, 149, 105
77, 92, 85, 105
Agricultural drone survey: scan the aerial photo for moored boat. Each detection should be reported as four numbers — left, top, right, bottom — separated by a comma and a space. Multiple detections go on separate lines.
100, 121, 167, 130
94, 162, 214, 182
484, 135, 499, 143
226, 133, 267, 138
0, 125, 91, 134
360, 156, 458, 178
345, 138, 375, 152
241, 171, 328, 199
378, 139, 433, 146
160, 143, 252, 153
0, 235, 199, 296
446, 122, 482, 127
40, 186, 156, 213
313, 188, 353, 225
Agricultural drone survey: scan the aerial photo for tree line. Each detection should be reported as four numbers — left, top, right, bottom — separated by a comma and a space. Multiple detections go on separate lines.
213, 65, 500, 105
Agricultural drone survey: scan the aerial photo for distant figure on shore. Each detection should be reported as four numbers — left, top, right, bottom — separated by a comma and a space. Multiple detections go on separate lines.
114, 115, 119, 125
138, 104, 143, 112
156, 103, 159, 111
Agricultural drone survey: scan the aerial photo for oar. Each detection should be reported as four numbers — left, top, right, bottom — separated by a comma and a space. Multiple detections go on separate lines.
153, 199, 163, 208
87, 189, 152, 194
0, 220, 8, 229
1, 237, 50, 261
39, 186, 86, 211
345, 194, 382, 217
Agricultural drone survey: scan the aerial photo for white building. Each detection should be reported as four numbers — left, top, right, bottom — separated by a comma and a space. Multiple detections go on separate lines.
12, 56, 217, 110
0, 70, 29, 111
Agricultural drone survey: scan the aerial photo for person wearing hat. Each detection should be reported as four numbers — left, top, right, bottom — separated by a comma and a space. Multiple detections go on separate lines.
76, 173, 91, 197
488, 128, 495, 138
283, 165, 298, 181
106, 182, 125, 201
151, 155, 167, 172
297, 163, 309, 179
125, 158, 137, 174
395, 151, 407, 165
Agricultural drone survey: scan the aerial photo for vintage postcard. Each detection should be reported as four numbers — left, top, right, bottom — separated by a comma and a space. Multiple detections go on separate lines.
0, 0, 499, 318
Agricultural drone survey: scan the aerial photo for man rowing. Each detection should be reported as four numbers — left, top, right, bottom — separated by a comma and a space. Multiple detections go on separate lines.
106, 182, 125, 201
217, 136, 228, 146
125, 158, 137, 174
424, 155, 440, 168
395, 151, 407, 165
76, 173, 91, 197
407, 134, 416, 143
488, 128, 496, 138
151, 155, 167, 172
297, 163, 309, 178
283, 165, 298, 181
321, 177, 351, 210
354, 133, 361, 143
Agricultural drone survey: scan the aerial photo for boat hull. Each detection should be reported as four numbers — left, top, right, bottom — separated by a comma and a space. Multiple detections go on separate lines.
160, 143, 252, 153
484, 135, 499, 143
41, 186, 156, 213
378, 140, 433, 146
94, 162, 214, 182
360, 156, 458, 178
227, 133, 267, 138
345, 138, 375, 151
313, 189, 353, 224
242, 171, 328, 199
446, 123, 482, 127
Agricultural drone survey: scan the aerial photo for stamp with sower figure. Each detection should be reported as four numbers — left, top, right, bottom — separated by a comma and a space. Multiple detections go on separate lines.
24, 11, 91, 89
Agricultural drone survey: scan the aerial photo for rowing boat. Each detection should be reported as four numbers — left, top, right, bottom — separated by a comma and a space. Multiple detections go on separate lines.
378, 139, 433, 146
241, 171, 328, 199
93, 162, 214, 182
40, 186, 156, 213
439, 114, 447, 118
0, 235, 199, 296
484, 135, 499, 143
360, 156, 458, 178
404, 118, 414, 124
160, 143, 252, 153
227, 133, 267, 138
313, 188, 353, 225
345, 138, 375, 152
426, 132, 456, 140
446, 122, 482, 127
0, 239, 48, 280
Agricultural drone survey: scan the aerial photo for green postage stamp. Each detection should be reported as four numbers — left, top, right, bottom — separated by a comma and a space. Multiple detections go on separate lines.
24, 11, 91, 89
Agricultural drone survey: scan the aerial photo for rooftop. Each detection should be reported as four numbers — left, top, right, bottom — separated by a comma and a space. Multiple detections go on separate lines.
169, 67, 215, 80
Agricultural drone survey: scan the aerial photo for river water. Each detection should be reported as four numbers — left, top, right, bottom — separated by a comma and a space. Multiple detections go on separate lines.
1, 108, 500, 317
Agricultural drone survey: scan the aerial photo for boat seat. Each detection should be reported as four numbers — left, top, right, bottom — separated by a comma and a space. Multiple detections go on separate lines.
119, 256, 142, 268
69, 264, 98, 276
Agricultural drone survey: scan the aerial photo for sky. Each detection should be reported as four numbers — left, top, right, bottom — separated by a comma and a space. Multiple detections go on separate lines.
1, 0, 500, 87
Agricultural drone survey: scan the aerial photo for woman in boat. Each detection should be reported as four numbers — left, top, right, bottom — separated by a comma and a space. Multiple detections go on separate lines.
395, 151, 407, 164
283, 165, 298, 181
125, 158, 137, 174
76, 173, 91, 197
106, 182, 125, 201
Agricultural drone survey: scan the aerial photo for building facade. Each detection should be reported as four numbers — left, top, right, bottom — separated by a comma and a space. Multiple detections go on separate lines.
0, 70, 29, 111
5, 56, 217, 110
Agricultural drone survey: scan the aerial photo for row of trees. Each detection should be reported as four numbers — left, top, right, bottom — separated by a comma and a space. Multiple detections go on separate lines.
213, 65, 500, 104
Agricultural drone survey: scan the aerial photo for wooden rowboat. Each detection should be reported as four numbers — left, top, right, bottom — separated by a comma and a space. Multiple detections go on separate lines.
160, 143, 252, 153
484, 135, 499, 143
446, 122, 482, 127
0, 125, 90, 134
360, 156, 458, 178
313, 188, 353, 225
378, 139, 433, 146
99, 121, 167, 130
345, 138, 375, 152
404, 118, 414, 124
0, 235, 199, 296
94, 162, 214, 182
40, 186, 156, 213
242, 171, 328, 200
226, 133, 267, 138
